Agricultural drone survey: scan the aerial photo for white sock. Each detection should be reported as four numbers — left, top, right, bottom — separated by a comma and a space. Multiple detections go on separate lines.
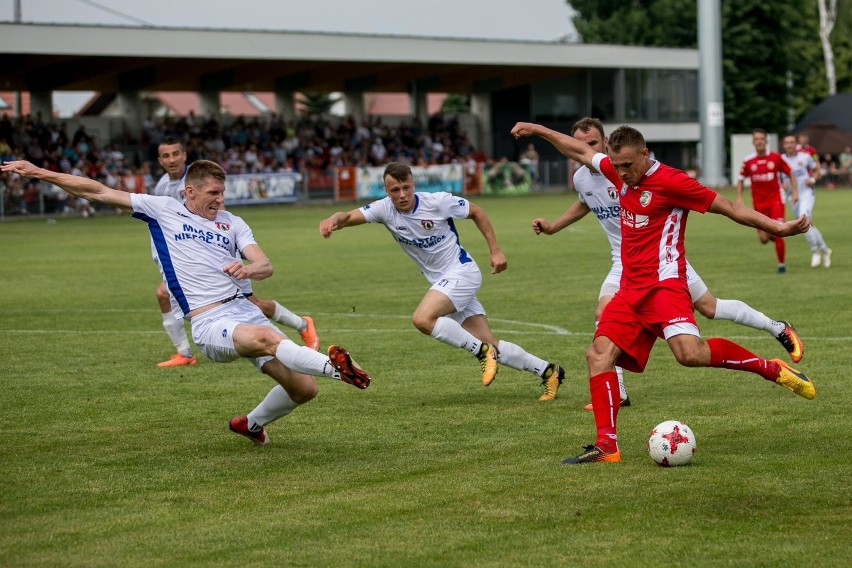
496, 340, 549, 377
247, 385, 298, 428
713, 299, 782, 334
810, 226, 827, 252
803, 227, 821, 251
272, 302, 305, 330
275, 340, 339, 379
431, 316, 482, 355
616, 367, 627, 400
162, 313, 192, 356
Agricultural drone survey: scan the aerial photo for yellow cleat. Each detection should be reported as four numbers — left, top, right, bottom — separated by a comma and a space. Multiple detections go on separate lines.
538, 364, 564, 401
771, 359, 815, 399
477, 343, 498, 386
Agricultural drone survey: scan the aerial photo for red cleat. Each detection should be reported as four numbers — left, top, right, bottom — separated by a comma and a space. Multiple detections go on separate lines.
327, 345, 370, 389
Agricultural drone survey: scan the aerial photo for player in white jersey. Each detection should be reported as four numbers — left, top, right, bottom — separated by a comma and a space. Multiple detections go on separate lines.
151, 138, 318, 368
530, 118, 804, 410
781, 134, 832, 268
320, 162, 566, 400
1, 159, 370, 446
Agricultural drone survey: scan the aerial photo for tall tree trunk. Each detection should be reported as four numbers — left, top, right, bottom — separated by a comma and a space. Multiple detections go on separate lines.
818, 0, 838, 95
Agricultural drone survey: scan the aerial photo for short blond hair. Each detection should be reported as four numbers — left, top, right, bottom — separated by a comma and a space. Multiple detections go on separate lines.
186, 160, 226, 188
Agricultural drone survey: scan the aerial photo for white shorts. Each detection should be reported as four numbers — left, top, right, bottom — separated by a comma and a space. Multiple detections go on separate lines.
430, 262, 486, 322
795, 190, 815, 219
599, 261, 622, 299
685, 262, 708, 303
600, 260, 707, 303
190, 297, 279, 371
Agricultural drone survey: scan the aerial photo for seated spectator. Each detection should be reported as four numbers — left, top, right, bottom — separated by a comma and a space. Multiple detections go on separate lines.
839, 146, 852, 186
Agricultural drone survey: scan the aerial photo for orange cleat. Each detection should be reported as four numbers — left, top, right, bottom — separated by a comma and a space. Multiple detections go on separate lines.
300, 316, 319, 351
157, 353, 197, 368
775, 321, 804, 363
562, 444, 621, 464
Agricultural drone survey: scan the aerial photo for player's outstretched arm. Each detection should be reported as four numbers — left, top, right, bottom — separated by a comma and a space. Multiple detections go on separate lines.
468, 203, 507, 274
1, 160, 132, 211
709, 194, 810, 237
511, 122, 597, 168
319, 209, 367, 238
532, 201, 591, 235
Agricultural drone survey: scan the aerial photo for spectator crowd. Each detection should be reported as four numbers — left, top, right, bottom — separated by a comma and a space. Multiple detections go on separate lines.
2, 109, 851, 217
0, 110, 480, 216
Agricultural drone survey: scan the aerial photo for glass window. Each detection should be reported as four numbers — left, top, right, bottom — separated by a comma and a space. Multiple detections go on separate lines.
589, 69, 615, 121
531, 73, 587, 123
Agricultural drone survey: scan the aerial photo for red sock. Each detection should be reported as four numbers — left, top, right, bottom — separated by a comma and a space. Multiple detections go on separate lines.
774, 236, 785, 264
707, 338, 779, 381
590, 371, 620, 452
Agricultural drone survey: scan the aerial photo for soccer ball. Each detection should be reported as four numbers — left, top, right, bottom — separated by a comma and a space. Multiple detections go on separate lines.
647, 420, 696, 467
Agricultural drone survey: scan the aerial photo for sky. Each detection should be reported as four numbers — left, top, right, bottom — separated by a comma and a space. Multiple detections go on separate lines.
0, 0, 578, 41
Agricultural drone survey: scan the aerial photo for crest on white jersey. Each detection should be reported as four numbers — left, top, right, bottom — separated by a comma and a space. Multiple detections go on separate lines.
421, 220, 435, 230
607, 187, 618, 201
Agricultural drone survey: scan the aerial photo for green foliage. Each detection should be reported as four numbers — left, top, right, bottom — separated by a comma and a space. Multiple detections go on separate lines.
1, 191, 851, 565
570, 0, 697, 47
569, 0, 852, 134
296, 92, 342, 116
440, 94, 471, 114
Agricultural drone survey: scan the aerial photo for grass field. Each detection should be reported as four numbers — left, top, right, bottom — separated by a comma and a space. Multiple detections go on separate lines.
1, 188, 850, 567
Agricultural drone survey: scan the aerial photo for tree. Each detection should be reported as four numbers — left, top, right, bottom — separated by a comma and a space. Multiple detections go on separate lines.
818, 0, 839, 94
440, 94, 470, 114
295, 92, 342, 117
568, 0, 849, 136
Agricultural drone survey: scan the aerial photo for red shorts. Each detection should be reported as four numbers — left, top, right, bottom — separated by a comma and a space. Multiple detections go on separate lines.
753, 200, 784, 221
595, 279, 698, 373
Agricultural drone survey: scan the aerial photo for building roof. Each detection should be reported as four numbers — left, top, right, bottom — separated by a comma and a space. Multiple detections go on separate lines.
796, 93, 852, 133
0, 22, 698, 94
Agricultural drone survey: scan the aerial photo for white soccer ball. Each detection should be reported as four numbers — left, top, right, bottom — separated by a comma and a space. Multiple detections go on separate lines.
647, 420, 696, 467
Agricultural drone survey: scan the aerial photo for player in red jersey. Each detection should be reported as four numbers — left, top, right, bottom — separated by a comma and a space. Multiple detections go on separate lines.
796, 132, 821, 172
511, 121, 815, 465
736, 128, 798, 273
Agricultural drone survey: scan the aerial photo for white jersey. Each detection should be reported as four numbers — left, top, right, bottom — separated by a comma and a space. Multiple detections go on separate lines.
131, 194, 257, 318
361, 192, 476, 283
573, 165, 621, 264
781, 151, 816, 196
154, 166, 188, 202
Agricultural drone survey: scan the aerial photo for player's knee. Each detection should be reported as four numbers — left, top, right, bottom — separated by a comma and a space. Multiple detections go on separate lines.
673, 346, 702, 367
290, 379, 318, 404
585, 343, 607, 368
411, 312, 435, 335
694, 301, 715, 319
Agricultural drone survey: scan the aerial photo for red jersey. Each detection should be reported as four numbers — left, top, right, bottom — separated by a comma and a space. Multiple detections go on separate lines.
593, 154, 716, 289
796, 143, 819, 162
739, 151, 791, 208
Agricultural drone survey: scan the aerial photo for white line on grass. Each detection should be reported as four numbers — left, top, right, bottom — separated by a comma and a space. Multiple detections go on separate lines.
1, 329, 848, 341
2, 310, 847, 340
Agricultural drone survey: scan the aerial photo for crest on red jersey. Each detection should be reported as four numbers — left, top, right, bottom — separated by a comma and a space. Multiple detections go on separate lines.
639, 191, 652, 207
767, 161, 775, 170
